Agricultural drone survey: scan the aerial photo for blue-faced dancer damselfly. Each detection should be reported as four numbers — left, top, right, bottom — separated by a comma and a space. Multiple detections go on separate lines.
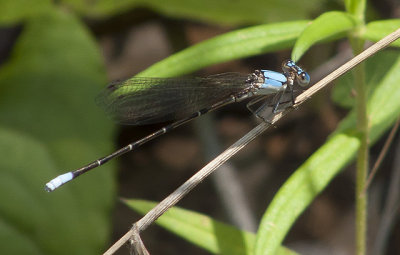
45, 60, 310, 192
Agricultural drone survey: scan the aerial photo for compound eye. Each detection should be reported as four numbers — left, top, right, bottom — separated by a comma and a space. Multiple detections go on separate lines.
297, 71, 310, 87
282, 60, 294, 72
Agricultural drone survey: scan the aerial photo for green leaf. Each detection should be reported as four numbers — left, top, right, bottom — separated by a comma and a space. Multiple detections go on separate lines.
292, 11, 357, 61
0, 0, 52, 25
0, 128, 80, 254
254, 51, 400, 255
332, 51, 399, 108
138, 20, 309, 78
0, 9, 115, 254
362, 19, 400, 47
124, 199, 298, 255
65, 0, 320, 26
344, 0, 366, 20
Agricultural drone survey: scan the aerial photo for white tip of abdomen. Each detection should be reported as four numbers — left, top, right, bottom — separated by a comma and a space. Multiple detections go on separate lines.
45, 172, 73, 192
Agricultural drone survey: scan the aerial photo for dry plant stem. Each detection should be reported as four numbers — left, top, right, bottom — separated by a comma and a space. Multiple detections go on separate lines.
103, 28, 400, 255
364, 118, 400, 193
103, 121, 274, 255
130, 226, 150, 255
104, 229, 134, 255
134, 120, 273, 232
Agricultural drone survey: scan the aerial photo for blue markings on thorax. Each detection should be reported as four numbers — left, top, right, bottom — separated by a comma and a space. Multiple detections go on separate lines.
257, 70, 287, 95
262, 70, 287, 82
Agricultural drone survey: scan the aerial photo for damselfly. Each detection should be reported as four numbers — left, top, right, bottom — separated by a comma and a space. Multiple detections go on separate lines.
45, 60, 310, 192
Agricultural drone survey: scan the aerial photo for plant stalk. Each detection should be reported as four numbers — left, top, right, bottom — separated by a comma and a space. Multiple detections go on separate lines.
351, 37, 369, 255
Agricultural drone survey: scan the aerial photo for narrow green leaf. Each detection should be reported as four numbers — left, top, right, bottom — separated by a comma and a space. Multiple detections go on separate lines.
292, 11, 357, 61
0, 9, 115, 254
67, 0, 320, 26
362, 19, 400, 47
138, 21, 309, 78
124, 199, 298, 255
254, 52, 400, 255
254, 132, 359, 255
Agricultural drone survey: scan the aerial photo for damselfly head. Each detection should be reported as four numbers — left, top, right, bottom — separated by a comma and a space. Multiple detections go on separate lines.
296, 71, 310, 87
282, 60, 310, 88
